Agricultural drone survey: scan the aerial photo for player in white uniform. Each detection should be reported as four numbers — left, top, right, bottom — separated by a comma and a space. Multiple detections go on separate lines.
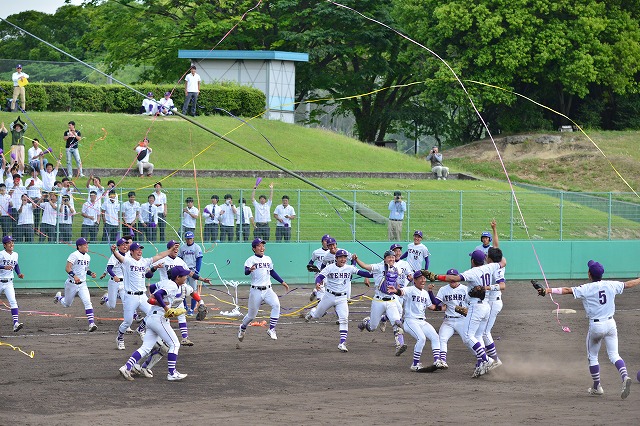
178, 231, 203, 315
238, 238, 289, 341
474, 231, 492, 255
432, 249, 507, 377
395, 271, 444, 371
481, 220, 505, 370
307, 234, 331, 301
119, 265, 193, 382
0, 236, 25, 332
110, 242, 172, 350
428, 268, 468, 369
304, 249, 373, 352
378, 243, 414, 342
355, 250, 407, 356
53, 238, 98, 332
400, 230, 431, 271
100, 238, 129, 309
535, 260, 640, 399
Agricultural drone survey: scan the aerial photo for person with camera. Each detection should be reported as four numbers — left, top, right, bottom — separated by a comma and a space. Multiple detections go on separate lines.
425, 146, 449, 180
58, 194, 75, 243
388, 191, 406, 241
218, 194, 237, 242
64, 121, 84, 178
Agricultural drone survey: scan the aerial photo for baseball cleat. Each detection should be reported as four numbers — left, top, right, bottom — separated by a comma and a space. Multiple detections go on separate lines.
479, 357, 494, 376
125, 327, 134, 334
395, 344, 408, 357
13, 322, 23, 332
267, 328, 278, 340
88, 323, 98, 332
621, 377, 631, 399
588, 385, 604, 396
180, 338, 194, 346
358, 316, 370, 332
186, 309, 195, 317
410, 363, 423, 371
167, 371, 187, 381
304, 312, 313, 322
488, 358, 502, 371
338, 343, 348, 352
100, 293, 108, 305
132, 364, 153, 378
53, 291, 61, 304
237, 327, 245, 342
472, 366, 482, 378
119, 365, 134, 381
117, 339, 125, 350
435, 359, 447, 369
137, 329, 146, 340
439, 361, 449, 369
141, 368, 153, 378
378, 320, 387, 333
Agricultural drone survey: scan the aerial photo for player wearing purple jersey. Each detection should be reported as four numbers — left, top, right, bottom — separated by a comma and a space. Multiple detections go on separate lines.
535, 260, 640, 399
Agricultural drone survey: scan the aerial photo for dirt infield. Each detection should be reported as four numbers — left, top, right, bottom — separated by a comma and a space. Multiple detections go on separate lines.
1, 280, 639, 425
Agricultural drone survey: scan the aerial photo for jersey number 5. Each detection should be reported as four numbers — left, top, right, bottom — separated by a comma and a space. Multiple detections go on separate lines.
598, 290, 607, 305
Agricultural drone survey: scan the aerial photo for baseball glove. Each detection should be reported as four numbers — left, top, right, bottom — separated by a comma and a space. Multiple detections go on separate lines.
468, 285, 486, 300
306, 264, 321, 273
196, 304, 208, 321
531, 280, 546, 296
164, 307, 187, 318
420, 270, 438, 282
454, 305, 468, 317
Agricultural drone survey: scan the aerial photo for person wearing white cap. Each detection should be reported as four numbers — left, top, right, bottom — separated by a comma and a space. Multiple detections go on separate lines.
53, 238, 98, 332
11, 64, 29, 111
0, 235, 25, 332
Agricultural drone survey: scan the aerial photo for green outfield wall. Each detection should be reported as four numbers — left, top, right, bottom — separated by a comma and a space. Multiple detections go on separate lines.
11, 240, 640, 289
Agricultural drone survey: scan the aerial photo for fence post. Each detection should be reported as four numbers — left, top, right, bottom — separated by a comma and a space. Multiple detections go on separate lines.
406, 191, 411, 241
459, 190, 463, 241
296, 189, 301, 242
559, 192, 563, 241
352, 190, 357, 242
608, 192, 612, 240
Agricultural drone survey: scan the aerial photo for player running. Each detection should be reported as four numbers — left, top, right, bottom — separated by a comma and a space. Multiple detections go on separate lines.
307, 234, 331, 301
400, 230, 430, 271
0, 235, 25, 332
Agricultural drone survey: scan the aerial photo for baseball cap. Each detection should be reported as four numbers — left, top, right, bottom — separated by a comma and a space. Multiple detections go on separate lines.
169, 265, 191, 278
76, 237, 88, 246
389, 243, 402, 251
326, 237, 337, 246
185, 231, 194, 239
335, 249, 348, 258
251, 238, 265, 248
147, 92, 153, 97
469, 249, 486, 265
446, 268, 459, 275
383, 250, 395, 258
166, 240, 179, 249
164, 91, 171, 96
414, 230, 423, 238
130, 242, 144, 251
321, 234, 331, 242
480, 232, 492, 242
587, 260, 604, 280
2, 235, 13, 244
16, 64, 22, 69
116, 238, 127, 246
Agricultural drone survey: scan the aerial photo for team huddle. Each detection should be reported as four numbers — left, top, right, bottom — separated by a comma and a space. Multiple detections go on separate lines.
0, 220, 637, 396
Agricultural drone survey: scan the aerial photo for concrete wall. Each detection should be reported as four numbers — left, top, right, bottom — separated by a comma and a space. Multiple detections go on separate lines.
13, 240, 640, 289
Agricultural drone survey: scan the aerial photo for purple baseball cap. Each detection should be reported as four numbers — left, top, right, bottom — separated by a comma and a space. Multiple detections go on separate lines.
2, 235, 13, 244
469, 249, 486, 265
116, 238, 127, 246
76, 237, 88, 246
169, 265, 191, 278
164, 92, 171, 96
413, 230, 423, 238
389, 243, 402, 251
185, 231, 194, 239
326, 237, 337, 246
587, 260, 604, 279
480, 232, 492, 242
130, 242, 144, 251
251, 238, 266, 248
321, 234, 331, 242
166, 240, 179, 249
383, 250, 394, 258
147, 92, 153, 97
335, 249, 348, 258
16, 64, 22, 69
446, 268, 459, 275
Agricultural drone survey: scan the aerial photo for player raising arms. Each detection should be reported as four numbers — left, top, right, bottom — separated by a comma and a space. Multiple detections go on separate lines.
481, 220, 505, 370
400, 230, 430, 272
238, 238, 289, 342
306, 234, 331, 301
304, 249, 373, 352
533, 260, 640, 399
0, 235, 25, 332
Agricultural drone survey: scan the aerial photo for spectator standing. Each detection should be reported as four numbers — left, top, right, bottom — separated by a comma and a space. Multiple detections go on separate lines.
9, 117, 27, 174
16, 194, 36, 242
24, 167, 43, 232
425, 146, 449, 180
181, 197, 198, 236
135, 138, 154, 177
40, 154, 61, 192
153, 182, 167, 241
387, 191, 406, 241
252, 182, 273, 241
182, 65, 201, 116
273, 195, 296, 242
101, 191, 120, 243
235, 198, 254, 242
58, 194, 75, 243
0, 184, 12, 236
121, 191, 140, 238
39, 192, 58, 242
0, 122, 7, 154
218, 194, 236, 242
203, 195, 220, 242
81, 191, 100, 241
64, 121, 84, 177
140, 194, 158, 242
11, 64, 29, 111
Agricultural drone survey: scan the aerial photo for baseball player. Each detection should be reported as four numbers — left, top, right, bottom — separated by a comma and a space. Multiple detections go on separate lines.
430, 249, 507, 377
100, 237, 129, 309
119, 265, 193, 382
110, 242, 172, 351
304, 249, 373, 352
238, 238, 289, 341
378, 243, 414, 338
395, 271, 443, 371
534, 260, 640, 399
151, 240, 211, 346
321, 237, 369, 292
354, 250, 407, 356
481, 221, 505, 369
178, 231, 203, 315
475, 231, 492, 255
400, 230, 431, 271
53, 238, 98, 332
428, 268, 469, 369
307, 234, 331, 301
0, 235, 24, 332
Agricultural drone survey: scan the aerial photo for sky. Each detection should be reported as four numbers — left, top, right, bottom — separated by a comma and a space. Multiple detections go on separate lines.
1, 0, 84, 19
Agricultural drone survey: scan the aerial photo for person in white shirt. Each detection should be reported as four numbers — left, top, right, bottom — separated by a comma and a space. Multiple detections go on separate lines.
101, 191, 120, 243
39, 192, 58, 242
158, 91, 175, 116
81, 191, 101, 241
235, 198, 254, 242
273, 195, 296, 242
141, 92, 157, 115
203, 195, 220, 242
252, 182, 273, 241
40, 153, 62, 192
24, 168, 43, 232
16, 194, 36, 242
140, 193, 158, 242
0, 184, 13, 237
181, 65, 201, 116
27, 138, 48, 172
134, 138, 154, 177
181, 196, 198, 235
153, 182, 167, 241
0, 235, 25, 332
11, 64, 29, 111
218, 194, 236, 242
85, 175, 104, 204
7, 173, 24, 219
121, 191, 140, 238
401, 230, 431, 271
58, 194, 75, 243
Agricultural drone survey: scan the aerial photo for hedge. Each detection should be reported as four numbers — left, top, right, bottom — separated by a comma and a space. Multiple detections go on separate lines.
0, 81, 266, 117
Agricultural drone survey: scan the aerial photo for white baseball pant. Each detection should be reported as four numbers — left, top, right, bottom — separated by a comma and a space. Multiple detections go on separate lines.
310, 292, 349, 327
403, 318, 440, 356
119, 293, 152, 334
368, 297, 401, 331
106, 278, 125, 309
586, 319, 622, 365
0, 281, 18, 309
136, 310, 180, 359
482, 299, 503, 346
438, 316, 468, 353
241, 286, 280, 326
463, 301, 490, 350
60, 280, 93, 310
